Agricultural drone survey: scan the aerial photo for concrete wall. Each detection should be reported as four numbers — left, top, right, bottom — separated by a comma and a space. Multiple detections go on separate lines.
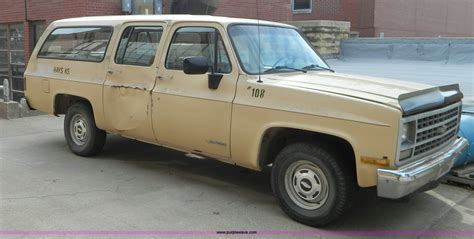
287, 20, 351, 58
340, 38, 474, 64
374, 0, 474, 37
0, 99, 43, 119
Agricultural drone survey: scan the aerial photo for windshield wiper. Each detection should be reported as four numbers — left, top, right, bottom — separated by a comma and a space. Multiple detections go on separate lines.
302, 64, 335, 73
263, 65, 307, 73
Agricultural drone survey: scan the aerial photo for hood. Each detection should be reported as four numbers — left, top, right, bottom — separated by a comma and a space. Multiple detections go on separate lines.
262, 71, 432, 109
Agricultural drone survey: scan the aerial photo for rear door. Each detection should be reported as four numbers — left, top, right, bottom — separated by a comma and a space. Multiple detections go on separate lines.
103, 22, 165, 142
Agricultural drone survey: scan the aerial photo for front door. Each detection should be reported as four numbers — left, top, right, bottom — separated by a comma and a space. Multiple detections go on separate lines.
152, 24, 239, 160
103, 23, 165, 142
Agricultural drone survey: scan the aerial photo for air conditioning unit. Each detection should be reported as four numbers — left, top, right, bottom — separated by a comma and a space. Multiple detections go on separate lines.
122, 0, 132, 14
155, 0, 163, 14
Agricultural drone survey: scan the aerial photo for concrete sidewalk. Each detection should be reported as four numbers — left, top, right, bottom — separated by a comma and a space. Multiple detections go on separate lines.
1, 115, 473, 238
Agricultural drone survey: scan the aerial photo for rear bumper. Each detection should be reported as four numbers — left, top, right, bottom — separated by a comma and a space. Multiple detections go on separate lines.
377, 137, 468, 199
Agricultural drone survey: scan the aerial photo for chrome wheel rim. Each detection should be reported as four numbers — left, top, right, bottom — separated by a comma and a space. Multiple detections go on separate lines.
70, 114, 88, 146
284, 160, 329, 210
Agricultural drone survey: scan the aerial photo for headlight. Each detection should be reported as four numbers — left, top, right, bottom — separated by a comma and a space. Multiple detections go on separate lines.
400, 121, 416, 145
399, 121, 416, 161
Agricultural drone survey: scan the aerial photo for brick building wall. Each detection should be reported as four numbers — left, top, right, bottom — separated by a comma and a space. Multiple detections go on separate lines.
374, 0, 474, 37
0, 0, 122, 62
212, 0, 292, 22
161, 0, 374, 36
160, 0, 285, 21
290, 0, 375, 37
1, 0, 376, 61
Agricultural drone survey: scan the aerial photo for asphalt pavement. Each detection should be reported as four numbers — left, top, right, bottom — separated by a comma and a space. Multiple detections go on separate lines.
1, 114, 473, 239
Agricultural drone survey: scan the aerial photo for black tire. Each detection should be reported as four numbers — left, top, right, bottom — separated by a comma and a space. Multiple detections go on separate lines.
271, 142, 356, 227
64, 102, 106, 156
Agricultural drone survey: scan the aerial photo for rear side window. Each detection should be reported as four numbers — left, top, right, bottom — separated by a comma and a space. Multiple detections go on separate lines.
166, 27, 231, 73
115, 26, 163, 66
38, 27, 112, 62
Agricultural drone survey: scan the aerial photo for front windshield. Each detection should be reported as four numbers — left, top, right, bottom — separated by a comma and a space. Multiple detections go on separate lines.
228, 24, 329, 74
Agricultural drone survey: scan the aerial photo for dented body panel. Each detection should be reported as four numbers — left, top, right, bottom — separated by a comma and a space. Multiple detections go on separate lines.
24, 15, 464, 189
102, 21, 168, 142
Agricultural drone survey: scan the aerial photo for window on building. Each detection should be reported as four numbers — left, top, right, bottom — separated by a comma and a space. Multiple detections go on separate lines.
31, 21, 46, 47
127, 0, 162, 15
0, 23, 26, 102
0, 24, 8, 98
115, 26, 163, 66
133, 0, 153, 14
166, 27, 231, 73
38, 27, 113, 62
292, 0, 312, 13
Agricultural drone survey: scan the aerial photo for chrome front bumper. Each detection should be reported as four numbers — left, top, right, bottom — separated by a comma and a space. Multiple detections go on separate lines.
377, 137, 469, 199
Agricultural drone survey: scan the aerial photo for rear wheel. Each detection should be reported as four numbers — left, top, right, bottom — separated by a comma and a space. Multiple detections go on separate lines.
64, 102, 106, 156
271, 142, 355, 226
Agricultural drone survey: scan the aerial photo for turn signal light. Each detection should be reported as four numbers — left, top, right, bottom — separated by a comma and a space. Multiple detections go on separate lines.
361, 156, 390, 166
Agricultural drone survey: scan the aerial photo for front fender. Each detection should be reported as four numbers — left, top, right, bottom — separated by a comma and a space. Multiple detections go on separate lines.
230, 104, 399, 187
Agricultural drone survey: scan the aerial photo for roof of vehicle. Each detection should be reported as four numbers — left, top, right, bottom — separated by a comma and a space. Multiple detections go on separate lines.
53, 15, 295, 28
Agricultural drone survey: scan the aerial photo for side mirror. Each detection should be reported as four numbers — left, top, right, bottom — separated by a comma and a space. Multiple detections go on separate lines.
183, 56, 209, 75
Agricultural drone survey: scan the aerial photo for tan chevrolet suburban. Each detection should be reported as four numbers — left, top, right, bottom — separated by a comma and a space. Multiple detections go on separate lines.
23, 15, 468, 226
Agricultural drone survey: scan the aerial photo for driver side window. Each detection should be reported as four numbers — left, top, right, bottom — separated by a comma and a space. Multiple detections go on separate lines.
165, 27, 231, 73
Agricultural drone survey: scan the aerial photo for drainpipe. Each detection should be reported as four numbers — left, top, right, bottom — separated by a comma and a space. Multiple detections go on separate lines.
24, 0, 30, 22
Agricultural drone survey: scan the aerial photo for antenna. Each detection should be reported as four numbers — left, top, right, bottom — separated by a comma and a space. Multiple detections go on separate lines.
256, 0, 263, 83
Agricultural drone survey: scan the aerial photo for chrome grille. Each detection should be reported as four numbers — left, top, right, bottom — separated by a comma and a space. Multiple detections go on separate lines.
414, 130, 457, 156
399, 103, 461, 163
416, 107, 459, 131
416, 118, 458, 144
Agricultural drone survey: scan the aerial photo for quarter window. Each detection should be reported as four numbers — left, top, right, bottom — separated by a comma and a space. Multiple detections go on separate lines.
38, 27, 112, 62
115, 26, 163, 66
166, 27, 231, 74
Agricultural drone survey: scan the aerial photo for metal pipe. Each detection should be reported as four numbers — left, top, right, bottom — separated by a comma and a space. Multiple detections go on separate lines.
24, 0, 30, 22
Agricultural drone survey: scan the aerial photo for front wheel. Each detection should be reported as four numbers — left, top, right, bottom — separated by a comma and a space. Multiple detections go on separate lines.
64, 102, 106, 156
271, 142, 355, 226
